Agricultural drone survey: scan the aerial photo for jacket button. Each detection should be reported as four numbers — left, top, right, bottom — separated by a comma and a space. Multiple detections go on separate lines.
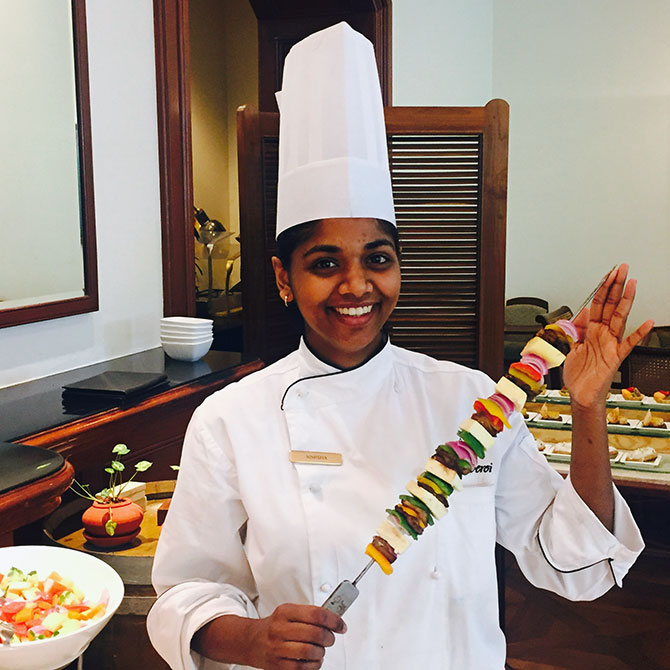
320, 583, 332, 593
309, 483, 321, 494
430, 569, 440, 580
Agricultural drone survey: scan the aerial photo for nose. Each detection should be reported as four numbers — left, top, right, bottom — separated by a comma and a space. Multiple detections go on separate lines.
338, 262, 372, 297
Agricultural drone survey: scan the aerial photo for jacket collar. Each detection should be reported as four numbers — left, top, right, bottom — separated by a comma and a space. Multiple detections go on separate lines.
281, 336, 395, 409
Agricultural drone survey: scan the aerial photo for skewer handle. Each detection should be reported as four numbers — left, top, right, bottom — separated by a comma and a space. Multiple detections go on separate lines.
320, 580, 359, 616
320, 559, 375, 616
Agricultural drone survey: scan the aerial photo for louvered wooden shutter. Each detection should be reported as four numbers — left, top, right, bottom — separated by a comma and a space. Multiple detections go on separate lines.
238, 102, 508, 379
387, 132, 483, 366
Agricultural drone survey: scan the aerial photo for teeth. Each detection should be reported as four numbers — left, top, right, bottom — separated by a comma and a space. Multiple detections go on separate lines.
335, 305, 373, 316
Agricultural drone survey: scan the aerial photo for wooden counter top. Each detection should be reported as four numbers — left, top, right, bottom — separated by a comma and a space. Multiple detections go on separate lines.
1, 348, 264, 541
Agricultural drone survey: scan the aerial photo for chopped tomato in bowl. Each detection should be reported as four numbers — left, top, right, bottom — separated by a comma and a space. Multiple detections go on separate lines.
0, 566, 109, 643
0, 545, 124, 670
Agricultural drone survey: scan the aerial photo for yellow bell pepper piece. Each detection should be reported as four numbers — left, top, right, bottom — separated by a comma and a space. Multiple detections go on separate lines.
507, 367, 543, 393
476, 397, 511, 429
417, 475, 443, 497
399, 503, 426, 529
365, 543, 393, 575
545, 323, 574, 342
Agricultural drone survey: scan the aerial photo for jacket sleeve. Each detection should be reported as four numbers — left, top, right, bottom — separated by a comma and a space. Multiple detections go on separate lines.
147, 401, 259, 670
494, 415, 644, 600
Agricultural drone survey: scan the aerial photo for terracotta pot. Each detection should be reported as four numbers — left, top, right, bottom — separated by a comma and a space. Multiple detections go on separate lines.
82, 497, 144, 546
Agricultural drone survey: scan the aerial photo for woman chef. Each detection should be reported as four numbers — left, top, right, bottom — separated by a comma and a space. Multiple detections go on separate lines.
147, 22, 649, 670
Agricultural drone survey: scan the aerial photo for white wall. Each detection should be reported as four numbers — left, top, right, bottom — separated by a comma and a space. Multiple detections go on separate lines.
2, 1, 667, 388
0, 0, 163, 388
393, 0, 493, 106
394, 0, 670, 331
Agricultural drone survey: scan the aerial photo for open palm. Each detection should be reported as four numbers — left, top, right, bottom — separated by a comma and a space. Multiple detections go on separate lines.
563, 264, 654, 408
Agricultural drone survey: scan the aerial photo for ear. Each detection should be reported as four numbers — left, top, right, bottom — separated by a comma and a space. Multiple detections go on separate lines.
271, 256, 292, 301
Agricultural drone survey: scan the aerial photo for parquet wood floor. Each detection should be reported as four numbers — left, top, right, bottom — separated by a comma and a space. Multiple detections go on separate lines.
504, 492, 670, 670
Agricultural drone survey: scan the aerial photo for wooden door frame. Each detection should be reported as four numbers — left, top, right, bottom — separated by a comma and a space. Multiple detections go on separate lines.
152, 0, 391, 317
153, 0, 195, 317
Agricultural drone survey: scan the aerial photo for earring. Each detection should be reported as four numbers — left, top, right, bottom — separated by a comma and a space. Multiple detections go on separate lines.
283, 294, 289, 307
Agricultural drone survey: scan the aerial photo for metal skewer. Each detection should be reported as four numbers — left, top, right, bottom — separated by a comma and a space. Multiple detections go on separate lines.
569, 266, 616, 322
352, 558, 375, 586
323, 267, 619, 618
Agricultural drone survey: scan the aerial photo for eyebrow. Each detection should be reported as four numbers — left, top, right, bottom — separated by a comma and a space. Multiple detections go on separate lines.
302, 239, 394, 258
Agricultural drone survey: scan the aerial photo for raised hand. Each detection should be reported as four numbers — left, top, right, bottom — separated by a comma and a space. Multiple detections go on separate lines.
563, 264, 654, 409
250, 603, 346, 669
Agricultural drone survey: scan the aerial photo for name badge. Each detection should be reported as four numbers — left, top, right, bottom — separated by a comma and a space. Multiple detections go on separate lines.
289, 450, 343, 466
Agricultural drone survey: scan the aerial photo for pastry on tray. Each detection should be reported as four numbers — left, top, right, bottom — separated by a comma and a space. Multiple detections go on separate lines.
539, 402, 562, 421
641, 409, 666, 428
552, 441, 571, 455
621, 386, 643, 401
607, 406, 630, 425
546, 442, 617, 460
559, 386, 570, 397
623, 446, 658, 462
653, 390, 670, 404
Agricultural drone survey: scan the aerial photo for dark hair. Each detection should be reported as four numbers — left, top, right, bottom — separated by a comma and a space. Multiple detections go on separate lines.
275, 219, 400, 270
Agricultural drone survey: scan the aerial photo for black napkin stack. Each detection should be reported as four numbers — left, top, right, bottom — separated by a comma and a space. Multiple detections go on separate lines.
61, 371, 169, 414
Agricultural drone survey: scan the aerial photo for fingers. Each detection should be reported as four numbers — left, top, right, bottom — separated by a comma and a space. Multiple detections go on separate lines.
618, 319, 655, 361
587, 264, 643, 341
284, 604, 346, 634
607, 278, 637, 336
281, 622, 336, 648
588, 266, 619, 324
261, 604, 346, 668
599, 264, 629, 327
276, 660, 322, 670
279, 639, 328, 663
571, 306, 589, 342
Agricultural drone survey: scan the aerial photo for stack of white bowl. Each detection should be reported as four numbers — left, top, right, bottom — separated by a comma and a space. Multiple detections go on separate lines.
160, 316, 213, 361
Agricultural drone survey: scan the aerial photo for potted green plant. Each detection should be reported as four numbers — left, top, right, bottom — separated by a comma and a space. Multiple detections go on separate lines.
70, 444, 152, 548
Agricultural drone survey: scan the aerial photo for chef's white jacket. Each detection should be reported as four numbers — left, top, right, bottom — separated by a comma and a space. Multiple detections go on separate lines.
147, 339, 643, 670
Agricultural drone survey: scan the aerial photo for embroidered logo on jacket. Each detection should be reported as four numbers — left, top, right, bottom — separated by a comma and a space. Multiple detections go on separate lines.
473, 464, 493, 474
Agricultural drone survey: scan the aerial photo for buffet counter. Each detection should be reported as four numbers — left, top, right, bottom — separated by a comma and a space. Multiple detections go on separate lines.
525, 390, 670, 495
0, 348, 263, 542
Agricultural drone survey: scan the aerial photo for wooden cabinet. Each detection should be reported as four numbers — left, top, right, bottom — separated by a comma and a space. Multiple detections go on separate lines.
1, 350, 263, 541
1, 351, 263, 669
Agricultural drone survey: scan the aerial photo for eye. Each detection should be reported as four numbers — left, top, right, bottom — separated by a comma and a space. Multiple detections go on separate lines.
367, 252, 394, 266
310, 257, 338, 271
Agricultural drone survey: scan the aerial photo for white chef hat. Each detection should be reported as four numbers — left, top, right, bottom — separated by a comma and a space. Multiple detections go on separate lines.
275, 21, 396, 238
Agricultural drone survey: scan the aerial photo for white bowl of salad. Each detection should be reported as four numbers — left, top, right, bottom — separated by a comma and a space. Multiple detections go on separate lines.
0, 545, 124, 670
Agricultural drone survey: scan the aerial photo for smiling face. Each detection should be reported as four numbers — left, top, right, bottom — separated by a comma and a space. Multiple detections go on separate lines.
272, 218, 401, 369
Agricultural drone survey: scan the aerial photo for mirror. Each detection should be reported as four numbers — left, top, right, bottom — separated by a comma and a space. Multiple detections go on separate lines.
0, 0, 97, 329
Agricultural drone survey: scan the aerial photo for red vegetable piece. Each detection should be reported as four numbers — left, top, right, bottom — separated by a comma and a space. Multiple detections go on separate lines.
510, 361, 542, 382
472, 401, 504, 432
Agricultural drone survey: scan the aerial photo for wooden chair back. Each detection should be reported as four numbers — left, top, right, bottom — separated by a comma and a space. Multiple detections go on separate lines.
621, 346, 670, 395
237, 101, 509, 379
